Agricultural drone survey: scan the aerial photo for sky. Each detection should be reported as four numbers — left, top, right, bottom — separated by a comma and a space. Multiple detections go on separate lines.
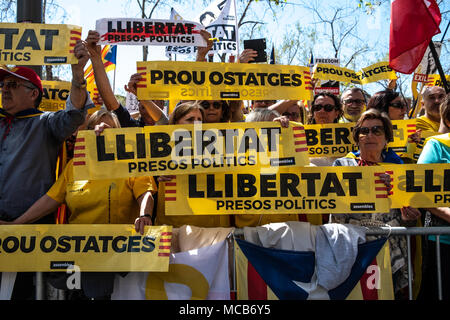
47, 0, 385, 96
5, 0, 449, 97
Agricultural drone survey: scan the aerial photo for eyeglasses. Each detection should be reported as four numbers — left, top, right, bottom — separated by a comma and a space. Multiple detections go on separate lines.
200, 101, 222, 110
389, 102, 407, 109
282, 112, 299, 119
312, 104, 336, 112
0, 81, 36, 91
359, 125, 385, 136
343, 99, 365, 105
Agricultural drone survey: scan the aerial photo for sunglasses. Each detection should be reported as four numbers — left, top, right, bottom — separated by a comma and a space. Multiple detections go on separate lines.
359, 125, 385, 136
389, 102, 407, 109
312, 104, 336, 112
343, 99, 365, 105
200, 101, 222, 110
0, 81, 36, 91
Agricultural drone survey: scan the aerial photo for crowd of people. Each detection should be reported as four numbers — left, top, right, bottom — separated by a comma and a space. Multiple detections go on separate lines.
0, 28, 449, 301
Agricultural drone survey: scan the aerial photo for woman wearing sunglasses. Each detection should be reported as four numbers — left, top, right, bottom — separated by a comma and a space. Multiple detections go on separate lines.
367, 89, 408, 121
331, 109, 421, 299
197, 100, 231, 123
307, 92, 343, 125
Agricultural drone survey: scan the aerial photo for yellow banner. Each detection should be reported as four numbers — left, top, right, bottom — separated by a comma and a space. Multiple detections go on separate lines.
165, 163, 450, 215
165, 165, 391, 215
73, 122, 310, 180
312, 61, 397, 85
0, 23, 82, 65
404, 131, 440, 161
389, 163, 450, 209
0, 225, 172, 272
305, 119, 416, 158
136, 61, 313, 101
38, 80, 71, 112
424, 74, 450, 87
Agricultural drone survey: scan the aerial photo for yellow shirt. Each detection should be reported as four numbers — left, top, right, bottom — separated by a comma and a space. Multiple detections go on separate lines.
416, 115, 440, 132
154, 182, 230, 228
47, 159, 156, 224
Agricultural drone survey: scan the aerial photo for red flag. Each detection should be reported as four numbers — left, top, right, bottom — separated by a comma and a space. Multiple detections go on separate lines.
389, 0, 441, 74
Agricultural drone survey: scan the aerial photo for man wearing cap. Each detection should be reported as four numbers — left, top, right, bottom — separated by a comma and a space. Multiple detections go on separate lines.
0, 40, 93, 299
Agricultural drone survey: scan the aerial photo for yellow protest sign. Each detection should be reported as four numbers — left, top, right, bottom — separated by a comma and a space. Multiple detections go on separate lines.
164, 165, 391, 215
73, 122, 310, 180
0, 22, 81, 65
164, 163, 450, 215
0, 225, 172, 272
404, 130, 439, 161
389, 163, 450, 209
136, 61, 313, 101
312, 61, 397, 85
304, 119, 416, 158
38, 80, 71, 112
424, 74, 450, 88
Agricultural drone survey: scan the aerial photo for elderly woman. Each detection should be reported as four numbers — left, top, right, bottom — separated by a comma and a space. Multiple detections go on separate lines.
417, 94, 450, 300
0, 109, 157, 299
331, 109, 421, 299
367, 89, 408, 121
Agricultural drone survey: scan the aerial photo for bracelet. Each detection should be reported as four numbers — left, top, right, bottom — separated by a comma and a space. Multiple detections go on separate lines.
140, 214, 152, 218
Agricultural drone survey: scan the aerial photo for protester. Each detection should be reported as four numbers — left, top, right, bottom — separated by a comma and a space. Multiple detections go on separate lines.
85, 30, 168, 127
416, 86, 446, 132
307, 92, 342, 125
0, 109, 156, 299
417, 94, 450, 300
306, 92, 343, 167
339, 87, 367, 123
281, 100, 306, 124
251, 100, 277, 109
155, 101, 231, 228
0, 40, 93, 299
367, 89, 408, 120
331, 109, 421, 298
235, 109, 296, 227
197, 100, 232, 123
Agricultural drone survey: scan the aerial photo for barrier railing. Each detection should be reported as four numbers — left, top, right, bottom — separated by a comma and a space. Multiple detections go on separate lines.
26, 226, 450, 300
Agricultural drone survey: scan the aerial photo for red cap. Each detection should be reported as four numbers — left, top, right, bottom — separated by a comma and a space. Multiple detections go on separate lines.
0, 66, 43, 94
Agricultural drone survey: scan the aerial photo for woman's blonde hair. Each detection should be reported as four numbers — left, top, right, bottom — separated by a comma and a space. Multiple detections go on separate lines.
169, 101, 204, 125
86, 109, 121, 130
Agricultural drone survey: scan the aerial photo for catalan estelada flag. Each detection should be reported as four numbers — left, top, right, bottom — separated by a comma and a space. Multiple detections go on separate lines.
84, 45, 117, 83
235, 237, 394, 300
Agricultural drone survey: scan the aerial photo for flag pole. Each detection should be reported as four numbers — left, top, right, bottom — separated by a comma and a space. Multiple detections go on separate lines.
428, 41, 449, 94
112, 46, 117, 93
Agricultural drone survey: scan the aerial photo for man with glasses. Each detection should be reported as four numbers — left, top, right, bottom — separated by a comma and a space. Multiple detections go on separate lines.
0, 41, 93, 299
339, 87, 367, 123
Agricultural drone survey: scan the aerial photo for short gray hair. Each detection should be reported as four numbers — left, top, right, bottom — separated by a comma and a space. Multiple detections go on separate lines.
245, 108, 280, 122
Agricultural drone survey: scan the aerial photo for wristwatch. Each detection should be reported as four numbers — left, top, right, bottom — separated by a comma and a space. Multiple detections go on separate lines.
72, 78, 87, 89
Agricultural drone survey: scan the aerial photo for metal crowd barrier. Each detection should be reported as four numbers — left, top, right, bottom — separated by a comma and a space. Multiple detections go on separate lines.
33, 226, 450, 300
